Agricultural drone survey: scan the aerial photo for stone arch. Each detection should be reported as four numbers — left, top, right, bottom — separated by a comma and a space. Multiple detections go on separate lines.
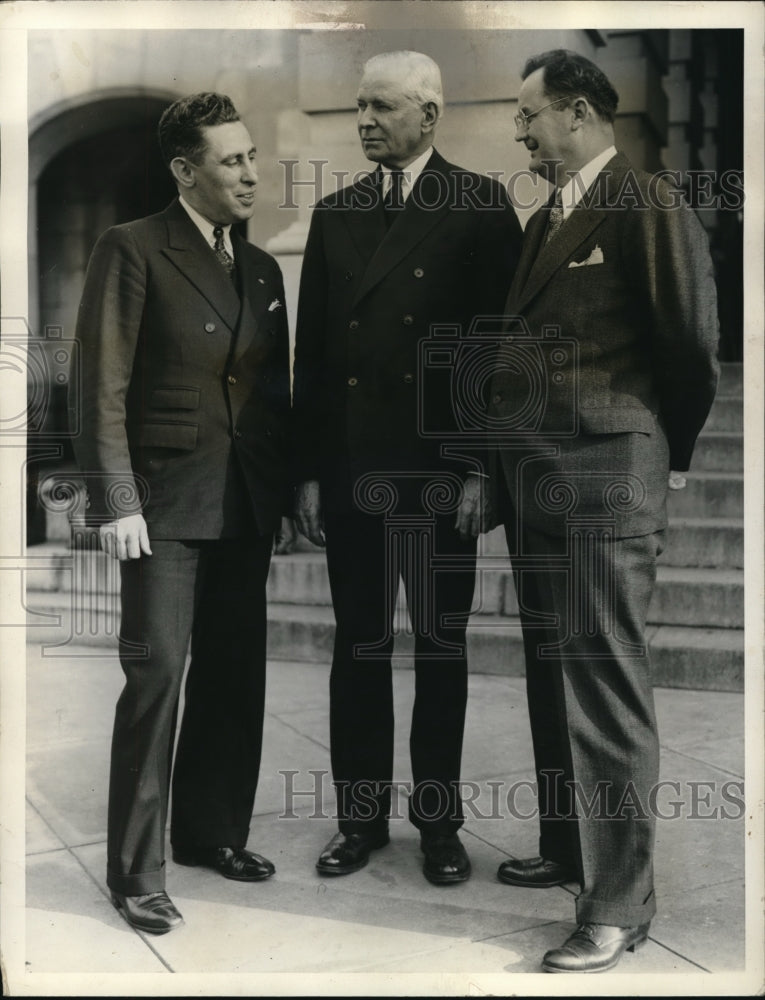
27, 89, 181, 543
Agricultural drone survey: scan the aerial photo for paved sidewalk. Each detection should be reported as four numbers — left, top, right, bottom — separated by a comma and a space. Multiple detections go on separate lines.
20, 640, 752, 994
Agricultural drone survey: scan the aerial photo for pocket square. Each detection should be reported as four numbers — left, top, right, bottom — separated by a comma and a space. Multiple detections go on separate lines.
268, 299, 283, 311
568, 244, 604, 268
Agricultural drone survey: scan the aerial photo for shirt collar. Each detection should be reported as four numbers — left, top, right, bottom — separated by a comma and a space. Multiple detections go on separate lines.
557, 145, 617, 220
380, 147, 434, 201
179, 196, 234, 255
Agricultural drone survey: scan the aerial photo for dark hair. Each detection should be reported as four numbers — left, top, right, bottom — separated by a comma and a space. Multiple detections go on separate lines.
522, 49, 619, 123
157, 92, 240, 166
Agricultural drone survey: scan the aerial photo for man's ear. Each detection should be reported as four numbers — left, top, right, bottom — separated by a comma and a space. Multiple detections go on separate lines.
421, 101, 439, 135
169, 156, 195, 190
570, 97, 589, 130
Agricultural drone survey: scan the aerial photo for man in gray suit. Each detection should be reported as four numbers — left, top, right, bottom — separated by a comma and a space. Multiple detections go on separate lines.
72, 93, 291, 933
458, 50, 719, 972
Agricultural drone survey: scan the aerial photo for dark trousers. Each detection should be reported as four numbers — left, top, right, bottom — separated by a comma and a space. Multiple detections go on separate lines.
106, 535, 272, 895
323, 503, 477, 837
509, 522, 664, 927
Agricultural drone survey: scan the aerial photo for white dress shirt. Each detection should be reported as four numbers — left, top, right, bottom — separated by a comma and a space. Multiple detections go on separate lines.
557, 145, 617, 219
179, 196, 234, 256
380, 147, 434, 202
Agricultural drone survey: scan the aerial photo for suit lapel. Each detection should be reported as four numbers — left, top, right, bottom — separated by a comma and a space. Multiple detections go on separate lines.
516, 205, 605, 311
161, 200, 242, 331
513, 153, 630, 313
341, 170, 388, 265
506, 206, 548, 313
350, 151, 453, 308
230, 235, 272, 365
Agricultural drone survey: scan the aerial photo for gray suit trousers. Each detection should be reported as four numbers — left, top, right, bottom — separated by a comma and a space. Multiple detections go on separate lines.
508, 522, 664, 927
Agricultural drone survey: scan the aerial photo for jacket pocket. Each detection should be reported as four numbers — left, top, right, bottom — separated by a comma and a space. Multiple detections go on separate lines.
150, 386, 200, 410
139, 422, 198, 450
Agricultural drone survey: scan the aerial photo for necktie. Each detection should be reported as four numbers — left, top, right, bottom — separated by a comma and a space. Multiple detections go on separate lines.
212, 226, 235, 279
544, 189, 565, 245
383, 169, 405, 227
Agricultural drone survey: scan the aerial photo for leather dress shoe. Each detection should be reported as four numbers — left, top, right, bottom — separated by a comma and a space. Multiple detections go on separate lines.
110, 890, 183, 934
542, 922, 651, 973
497, 855, 577, 888
420, 833, 471, 885
316, 830, 389, 875
172, 845, 275, 881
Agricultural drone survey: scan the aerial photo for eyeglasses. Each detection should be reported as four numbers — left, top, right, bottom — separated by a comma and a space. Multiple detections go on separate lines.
513, 97, 567, 130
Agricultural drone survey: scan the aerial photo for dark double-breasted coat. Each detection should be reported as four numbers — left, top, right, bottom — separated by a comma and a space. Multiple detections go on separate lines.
292, 149, 523, 835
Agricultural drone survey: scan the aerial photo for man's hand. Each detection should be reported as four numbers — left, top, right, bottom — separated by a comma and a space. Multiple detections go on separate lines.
295, 480, 325, 547
273, 516, 297, 554
668, 470, 687, 490
455, 474, 494, 541
99, 513, 152, 561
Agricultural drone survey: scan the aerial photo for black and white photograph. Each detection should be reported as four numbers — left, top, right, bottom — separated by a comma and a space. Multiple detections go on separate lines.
0, 1, 762, 995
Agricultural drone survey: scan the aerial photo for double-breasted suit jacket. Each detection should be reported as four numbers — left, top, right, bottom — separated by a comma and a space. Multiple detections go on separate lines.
293, 149, 522, 508
292, 149, 523, 836
72, 198, 290, 896
489, 152, 719, 540
487, 152, 720, 927
74, 197, 291, 538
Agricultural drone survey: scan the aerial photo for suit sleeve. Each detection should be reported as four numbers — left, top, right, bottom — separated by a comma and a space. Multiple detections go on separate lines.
291, 205, 328, 484
70, 225, 146, 521
624, 187, 720, 470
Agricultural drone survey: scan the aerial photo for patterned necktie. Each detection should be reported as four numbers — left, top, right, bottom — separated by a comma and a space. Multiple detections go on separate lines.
544, 189, 565, 245
212, 226, 235, 279
383, 169, 405, 227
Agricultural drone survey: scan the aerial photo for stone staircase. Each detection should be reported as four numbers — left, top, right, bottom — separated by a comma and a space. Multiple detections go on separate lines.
24, 364, 744, 692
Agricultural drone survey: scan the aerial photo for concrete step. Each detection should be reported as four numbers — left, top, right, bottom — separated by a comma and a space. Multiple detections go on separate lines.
24, 598, 743, 692
691, 431, 742, 472
491, 564, 743, 630
480, 518, 744, 569
666, 471, 742, 519
26, 546, 743, 633
702, 395, 742, 433
266, 611, 743, 693
718, 362, 743, 397
647, 566, 743, 629
659, 518, 743, 569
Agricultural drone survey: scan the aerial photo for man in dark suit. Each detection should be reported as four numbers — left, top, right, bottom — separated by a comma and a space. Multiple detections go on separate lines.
458, 50, 719, 971
293, 50, 522, 883
71, 93, 291, 933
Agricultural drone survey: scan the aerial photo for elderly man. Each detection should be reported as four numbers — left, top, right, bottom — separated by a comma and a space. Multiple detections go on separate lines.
458, 50, 719, 971
293, 50, 522, 883
72, 93, 291, 933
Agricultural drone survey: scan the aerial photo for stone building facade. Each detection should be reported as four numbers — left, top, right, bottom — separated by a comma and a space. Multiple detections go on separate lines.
26, 25, 743, 539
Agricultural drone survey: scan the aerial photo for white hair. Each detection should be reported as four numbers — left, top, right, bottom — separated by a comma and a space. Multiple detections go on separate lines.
362, 50, 444, 121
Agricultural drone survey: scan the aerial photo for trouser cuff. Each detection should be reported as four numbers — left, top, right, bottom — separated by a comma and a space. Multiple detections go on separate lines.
107, 862, 165, 896
575, 889, 656, 927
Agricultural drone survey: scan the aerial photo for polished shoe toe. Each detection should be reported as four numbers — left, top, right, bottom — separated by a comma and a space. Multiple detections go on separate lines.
542, 922, 650, 973
497, 855, 577, 888
420, 833, 471, 885
172, 845, 275, 881
110, 890, 183, 934
316, 831, 389, 875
